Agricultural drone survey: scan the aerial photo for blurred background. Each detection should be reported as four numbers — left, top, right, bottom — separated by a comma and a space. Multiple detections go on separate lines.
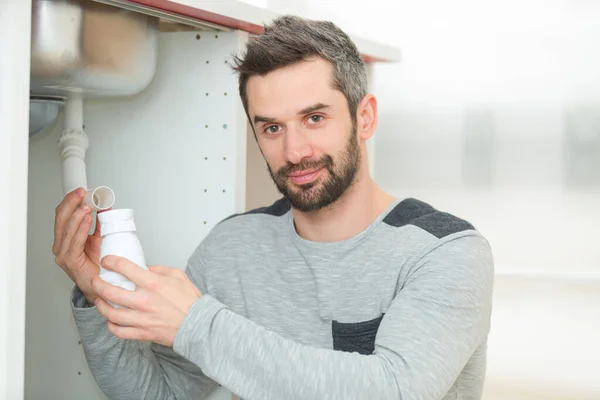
246, 0, 600, 398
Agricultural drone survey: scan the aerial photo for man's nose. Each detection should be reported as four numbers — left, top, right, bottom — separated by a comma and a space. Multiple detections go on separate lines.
284, 127, 313, 165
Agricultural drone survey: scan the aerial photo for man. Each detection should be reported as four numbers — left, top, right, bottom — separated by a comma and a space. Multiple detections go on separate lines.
53, 15, 494, 400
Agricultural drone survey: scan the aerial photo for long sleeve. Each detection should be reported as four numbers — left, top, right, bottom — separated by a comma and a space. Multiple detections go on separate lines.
173, 233, 494, 400
71, 276, 218, 399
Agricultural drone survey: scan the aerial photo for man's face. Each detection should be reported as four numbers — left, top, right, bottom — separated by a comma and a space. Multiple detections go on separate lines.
246, 58, 361, 212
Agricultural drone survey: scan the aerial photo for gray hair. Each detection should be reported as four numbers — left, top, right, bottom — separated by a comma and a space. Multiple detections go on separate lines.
232, 15, 368, 125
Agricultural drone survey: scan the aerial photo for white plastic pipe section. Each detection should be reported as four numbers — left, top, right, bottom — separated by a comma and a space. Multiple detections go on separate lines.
57, 93, 115, 211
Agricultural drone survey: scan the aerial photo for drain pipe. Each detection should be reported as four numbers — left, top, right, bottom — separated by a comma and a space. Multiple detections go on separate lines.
57, 93, 115, 211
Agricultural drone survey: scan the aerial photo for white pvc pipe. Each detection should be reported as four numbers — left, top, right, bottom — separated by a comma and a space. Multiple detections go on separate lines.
65, 92, 83, 131
84, 186, 116, 211
61, 150, 88, 194
58, 93, 115, 211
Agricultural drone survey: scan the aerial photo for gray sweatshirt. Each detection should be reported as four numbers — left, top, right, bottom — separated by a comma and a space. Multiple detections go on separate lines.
71, 197, 494, 400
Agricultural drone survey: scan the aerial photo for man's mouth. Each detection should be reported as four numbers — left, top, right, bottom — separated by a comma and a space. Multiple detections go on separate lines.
288, 167, 323, 185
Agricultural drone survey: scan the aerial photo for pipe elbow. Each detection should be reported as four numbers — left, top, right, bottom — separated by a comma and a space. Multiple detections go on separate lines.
84, 186, 115, 212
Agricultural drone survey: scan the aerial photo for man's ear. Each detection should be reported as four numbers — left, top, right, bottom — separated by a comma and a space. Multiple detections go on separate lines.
356, 94, 378, 141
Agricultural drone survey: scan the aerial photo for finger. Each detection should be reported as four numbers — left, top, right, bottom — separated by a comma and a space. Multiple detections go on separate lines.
93, 208, 112, 238
96, 298, 143, 327
53, 188, 85, 254
102, 256, 157, 289
107, 321, 152, 342
91, 276, 145, 310
58, 204, 91, 258
148, 265, 180, 277
71, 213, 93, 254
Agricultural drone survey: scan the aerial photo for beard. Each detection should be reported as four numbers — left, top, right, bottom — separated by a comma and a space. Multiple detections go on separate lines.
267, 125, 361, 212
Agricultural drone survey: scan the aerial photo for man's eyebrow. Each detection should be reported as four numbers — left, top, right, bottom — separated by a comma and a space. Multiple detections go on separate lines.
298, 103, 331, 115
253, 103, 331, 125
253, 115, 276, 124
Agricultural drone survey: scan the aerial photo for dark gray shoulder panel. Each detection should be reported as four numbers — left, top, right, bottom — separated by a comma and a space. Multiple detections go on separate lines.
219, 197, 291, 224
383, 198, 474, 238
383, 198, 436, 226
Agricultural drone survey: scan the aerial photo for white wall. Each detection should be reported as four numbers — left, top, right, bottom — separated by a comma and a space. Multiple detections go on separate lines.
266, 0, 600, 397
484, 275, 600, 400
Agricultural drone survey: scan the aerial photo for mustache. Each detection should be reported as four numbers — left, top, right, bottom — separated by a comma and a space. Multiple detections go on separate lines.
276, 156, 333, 177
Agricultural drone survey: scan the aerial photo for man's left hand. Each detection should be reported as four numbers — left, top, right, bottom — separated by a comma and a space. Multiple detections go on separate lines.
92, 255, 202, 347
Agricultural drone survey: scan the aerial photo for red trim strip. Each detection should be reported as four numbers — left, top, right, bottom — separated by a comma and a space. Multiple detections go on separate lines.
129, 0, 265, 34
361, 55, 385, 63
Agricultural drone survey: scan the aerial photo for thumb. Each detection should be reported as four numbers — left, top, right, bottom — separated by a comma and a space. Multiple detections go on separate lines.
93, 208, 112, 237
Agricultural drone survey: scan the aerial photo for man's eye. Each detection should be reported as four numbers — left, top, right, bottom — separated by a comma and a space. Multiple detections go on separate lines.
308, 115, 323, 124
265, 125, 281, 134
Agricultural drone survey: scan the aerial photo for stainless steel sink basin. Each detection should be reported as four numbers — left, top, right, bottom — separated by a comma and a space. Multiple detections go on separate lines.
30, 0, 159, 98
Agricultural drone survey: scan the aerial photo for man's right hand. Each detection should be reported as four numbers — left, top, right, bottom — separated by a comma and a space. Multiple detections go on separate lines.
53, 187, 105, 305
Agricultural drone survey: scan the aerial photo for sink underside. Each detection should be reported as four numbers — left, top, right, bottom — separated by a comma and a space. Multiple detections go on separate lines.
30, 0, 159, 98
